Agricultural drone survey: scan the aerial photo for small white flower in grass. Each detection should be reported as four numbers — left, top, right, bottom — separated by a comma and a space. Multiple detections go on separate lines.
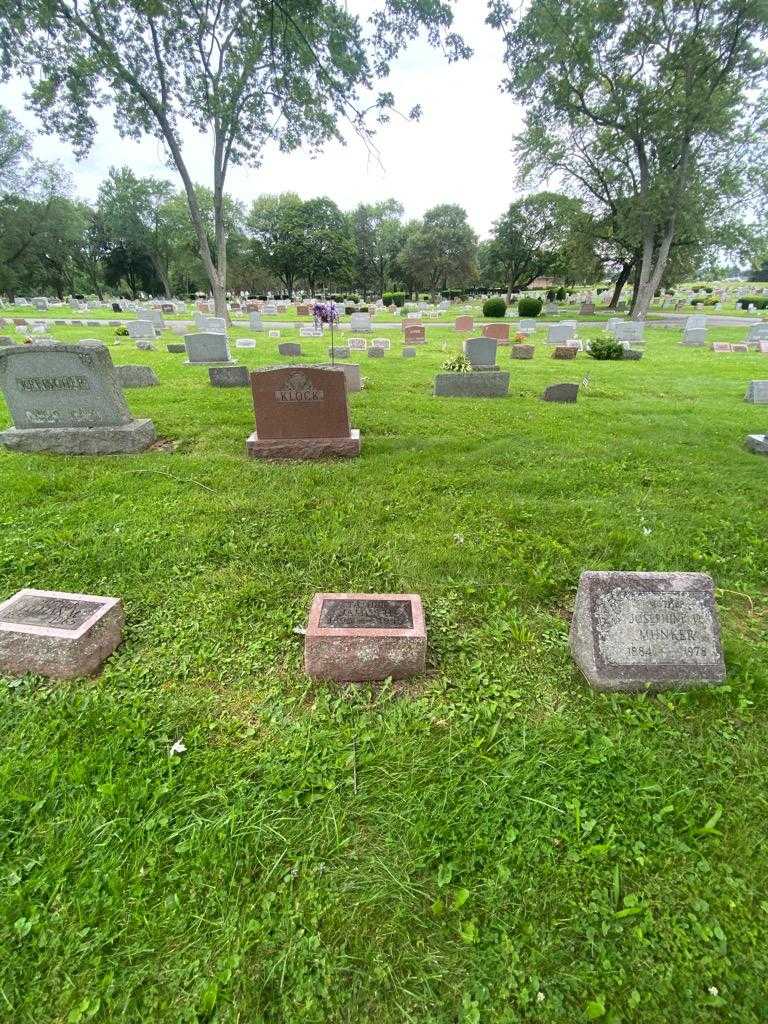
708, 986, 719, 998
643, 527, 652, 536
169, 739, 187, 756
454, 533, 465, 545
536, 991, 545, 1003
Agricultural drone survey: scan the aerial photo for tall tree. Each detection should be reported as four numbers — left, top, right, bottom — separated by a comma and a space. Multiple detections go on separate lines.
397, 204, 477, 298
488, 0, 768, 319
247, 194, 306, 297
349, 200, 405, 297
0, 2, 469, 315
488, 192, 587, 298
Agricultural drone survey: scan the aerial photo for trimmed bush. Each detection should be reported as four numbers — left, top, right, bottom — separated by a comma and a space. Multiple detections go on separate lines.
738, 296, 768, 310
517, 297, 543, 318
546, 289, 556, 301
556, 287, 566, 300
114, 326, 129, 336
483, 297, 507, 318
588, 337, 624, 360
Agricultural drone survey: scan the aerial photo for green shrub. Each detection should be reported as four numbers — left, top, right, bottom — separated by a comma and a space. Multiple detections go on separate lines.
114, 326, 129, 336
556, 287, 566, 300
483, 297, 507, 318
442, 353, 471, 373
382, 292, 395, 306
546, 288, 556, 301
517, 297, 543, 318
738, 296, 768, 310
690, 297, 705, 306
392, 292, 406, 308
703, 297, 718, 306
588, 337, 624, 360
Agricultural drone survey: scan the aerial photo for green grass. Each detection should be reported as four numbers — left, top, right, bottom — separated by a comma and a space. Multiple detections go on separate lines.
1, 322, 768, 1023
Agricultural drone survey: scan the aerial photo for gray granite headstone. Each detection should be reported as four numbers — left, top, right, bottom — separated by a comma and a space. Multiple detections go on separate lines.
209, 365, 249, 387
320, 362, 362, 392
745, 433, 768, 454
278, 342, 302, 357
0, 341, 155, 453
367, 347, 385, 358
464, 337, 497, 369
547, 324, 572, 344
745, 381, 768, 404
127, 321, 155, 340
135, 340, 155, 351
402, 347, 416, 358
115, 364, 159, 388
569, 570, 726, 693
166, 343, 186, 353
511, 344, 534, 360
235, 339, 256, 349
681, 328, 707, 347
328, 347, 350, 359
185, 332, 232, 364
542, 383, 578, 403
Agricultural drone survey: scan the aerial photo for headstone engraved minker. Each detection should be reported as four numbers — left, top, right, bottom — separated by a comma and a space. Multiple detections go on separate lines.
246, 365, 361, 459
569, 571, 725, 693
0, 588, 124, 679
0, 341, 156, 453
304, 593, 426, 682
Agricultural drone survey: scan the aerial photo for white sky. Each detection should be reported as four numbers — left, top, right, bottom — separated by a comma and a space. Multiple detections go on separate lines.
0, 2, 526, 239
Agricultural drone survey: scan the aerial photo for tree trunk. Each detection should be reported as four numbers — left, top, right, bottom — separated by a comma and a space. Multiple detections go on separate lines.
632, 225, 675, 320
608, 260, 634, 309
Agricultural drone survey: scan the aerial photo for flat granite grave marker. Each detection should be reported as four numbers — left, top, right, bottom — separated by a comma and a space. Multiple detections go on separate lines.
209, 365, 249, 388
367, 346, 385, 358
434, 370, 509, 397
235, 339, 256, 349
402, 347, 416, 358
166, 343, 186, 353
304, 593, 426, 682
328, 347, 350, 359
745, 381, 768, 404
115, 365, 159, 388
0, 588, 124, 679
552, 346, 578, 360
569, 570, 726, 693
246, 365, 360, 460
0, 341, 156, 453
542, 382, 579, 403
745, 433, 768, 454
127, 321, 155, 340
184, 332, 232, 364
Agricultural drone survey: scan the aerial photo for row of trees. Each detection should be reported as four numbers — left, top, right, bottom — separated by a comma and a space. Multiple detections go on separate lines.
0, 1, 764, 319
0, 118, 615, 301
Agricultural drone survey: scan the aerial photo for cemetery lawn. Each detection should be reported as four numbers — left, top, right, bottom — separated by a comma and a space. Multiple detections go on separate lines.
2, 322, 768, 1024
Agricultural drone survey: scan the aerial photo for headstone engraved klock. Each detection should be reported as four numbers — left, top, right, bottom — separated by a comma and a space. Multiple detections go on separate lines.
569, 571, 726, 692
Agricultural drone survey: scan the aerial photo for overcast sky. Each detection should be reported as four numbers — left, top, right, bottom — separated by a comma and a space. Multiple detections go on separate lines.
0, 2, 527, 239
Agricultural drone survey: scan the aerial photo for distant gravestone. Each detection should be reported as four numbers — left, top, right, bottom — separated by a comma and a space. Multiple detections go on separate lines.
127, 321, 155, 340
711, 342, 732, 353
464, 337, 498, 369
511, 344, 534, 359
402, 347, 416, 358
235, 339, 256, 349
135, 340, 155, 352
321, 362, 362, 392
732, 343, 748, 353
483, 323, 510, 343
580, 302, 595, 315
542, 382, 578, 403
681, 328, 707, 347
455, 316, 474, 332
184, 332, 232, 364
0, 341, 156, 453
745, 381, 768, 404
370, 337, 390, 350
209, 365, 250, 388
328, 347, 350, 359
569, 570, 726, 693
434, 371, 509, 397
246, 365, 360, 459
552, 346, 578, 360
115, 364, 159, 388
367, 346, 385, 358
746, 433, 768, 454
0, 587, 124, 679
249, 313, 264, 331
350, 312, 372, 332
348, 338, 367, 351
404, 325, 426, 344
166, 343, 186, 353
278, 342, 302, 357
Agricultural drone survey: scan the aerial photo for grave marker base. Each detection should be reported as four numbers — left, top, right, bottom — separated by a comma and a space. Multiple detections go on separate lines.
246, 428, 361, 460
0, 419, 156, 455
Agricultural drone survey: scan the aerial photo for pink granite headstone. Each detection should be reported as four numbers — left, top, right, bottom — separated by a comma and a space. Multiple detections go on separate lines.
455, 316, 474, 332
483, 323, 510, 344
404, 325, 426, 344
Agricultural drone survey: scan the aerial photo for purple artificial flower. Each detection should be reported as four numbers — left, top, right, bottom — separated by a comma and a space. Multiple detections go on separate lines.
312, 302, 340, 328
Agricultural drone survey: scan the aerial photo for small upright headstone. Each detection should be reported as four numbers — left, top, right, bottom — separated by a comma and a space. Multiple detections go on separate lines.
135, 340, 155, 352
328, 347, 350, 359
569, 571, 725, 693
402, 347, 416, 358
127, 321, 155, 340
184, 333, 232, 364
209, 365, 250, 388
367, 346, 385, 358
278, 342, 302, 357
0, 588, 124, 679
348, 338, 367, 351
246, 366, 361, 459
455, 316, 474, 332
115, 365, 159, 388
483, 323, 510, 343
249, 313, 264, 332
542, 382, 578, 403
511, 344, 534, 360
464, 337, 498, 370
552, 346, 578, 360
0, 341, 156, 453
166, 343, 186, 353
404, 325, 426, 344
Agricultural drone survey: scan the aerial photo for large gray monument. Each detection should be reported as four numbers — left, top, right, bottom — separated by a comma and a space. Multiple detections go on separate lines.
0, 341, 156, 454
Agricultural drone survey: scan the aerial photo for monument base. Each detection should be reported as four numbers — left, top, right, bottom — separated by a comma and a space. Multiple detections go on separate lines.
246, 428, 361, 460
745, 433, 768, 454
184, 359, 235, 366
0, 418, 156, 455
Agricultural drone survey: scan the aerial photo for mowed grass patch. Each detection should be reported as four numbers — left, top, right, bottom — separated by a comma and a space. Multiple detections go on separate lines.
0, 324, 767, 1023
